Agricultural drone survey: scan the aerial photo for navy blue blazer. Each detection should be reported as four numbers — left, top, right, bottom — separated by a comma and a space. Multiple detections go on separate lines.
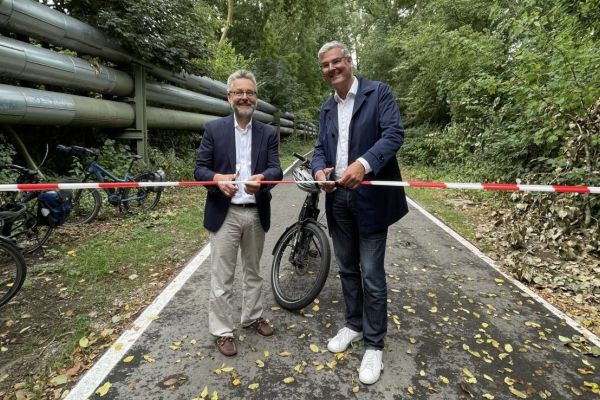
195, 114, 283, 232
312, 77, 408, 234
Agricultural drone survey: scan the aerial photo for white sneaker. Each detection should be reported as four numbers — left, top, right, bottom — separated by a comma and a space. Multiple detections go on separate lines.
359, 349, 383, 384
327, 327, 363, 353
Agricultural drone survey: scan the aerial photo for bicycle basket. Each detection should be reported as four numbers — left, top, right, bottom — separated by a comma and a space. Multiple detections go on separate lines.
37, 190, 73, 227
292, 166, 320, 194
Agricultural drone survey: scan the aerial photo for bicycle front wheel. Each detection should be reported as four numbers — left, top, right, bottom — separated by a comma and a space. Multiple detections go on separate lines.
65, 188, 102, 226
271, 221, 331, 310
122, 173, 162, 213
0, 240, 27, 307
9, 206, 53, 254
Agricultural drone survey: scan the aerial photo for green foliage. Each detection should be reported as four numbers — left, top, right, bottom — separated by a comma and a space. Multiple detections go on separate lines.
63, 0, 218, 74
203, 41, 254, 82
0, 135, 17, 183
97, 139, 134, 178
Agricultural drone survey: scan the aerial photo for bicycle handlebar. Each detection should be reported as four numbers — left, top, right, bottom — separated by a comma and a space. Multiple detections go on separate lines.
56, 144, 99, 159
293, 153, 307, 162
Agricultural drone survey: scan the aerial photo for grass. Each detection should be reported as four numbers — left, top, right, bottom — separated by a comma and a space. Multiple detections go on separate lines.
0, 135, 316, 399
402, 164, 507, 250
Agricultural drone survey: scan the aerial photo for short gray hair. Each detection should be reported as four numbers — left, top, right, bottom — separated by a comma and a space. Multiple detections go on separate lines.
227, 69, 258, 92
318, 41, 351, 58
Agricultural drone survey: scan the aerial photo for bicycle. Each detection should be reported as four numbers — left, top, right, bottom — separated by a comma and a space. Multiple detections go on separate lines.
0, 162, 55, 253
57, 144, 166, 225
0, 203, 28, 307
271, 153, 332, 310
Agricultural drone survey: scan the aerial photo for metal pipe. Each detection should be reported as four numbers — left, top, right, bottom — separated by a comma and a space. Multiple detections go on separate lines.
0, 0, 280, 115
0, 83, 216, 130
0, 35, 133, 96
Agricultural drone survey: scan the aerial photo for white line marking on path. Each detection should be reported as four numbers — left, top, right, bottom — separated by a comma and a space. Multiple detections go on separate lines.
64, 245, 211, 400
407, 197, 600, 348
65, 157, 304, 399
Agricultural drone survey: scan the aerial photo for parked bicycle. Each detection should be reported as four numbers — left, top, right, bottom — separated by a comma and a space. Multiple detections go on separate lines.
0, 162, 65, 253
57, 144, 166, 225
271, 153, 332, 310
0, 203, 27, 307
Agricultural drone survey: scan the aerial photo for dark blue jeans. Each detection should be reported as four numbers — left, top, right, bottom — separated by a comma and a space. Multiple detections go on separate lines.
331, 187, 388, 350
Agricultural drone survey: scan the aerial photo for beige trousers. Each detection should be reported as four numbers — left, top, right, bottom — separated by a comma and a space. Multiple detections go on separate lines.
208, 206, 265, 337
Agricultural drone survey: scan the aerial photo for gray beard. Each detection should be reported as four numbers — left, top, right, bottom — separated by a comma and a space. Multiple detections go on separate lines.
232, 103, 256, 118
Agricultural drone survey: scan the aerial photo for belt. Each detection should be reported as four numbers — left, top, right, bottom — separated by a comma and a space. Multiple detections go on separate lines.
230, 203, 256, 208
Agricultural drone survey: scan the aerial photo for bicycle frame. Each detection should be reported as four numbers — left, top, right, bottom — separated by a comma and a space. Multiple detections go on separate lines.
83, 160, 146, 204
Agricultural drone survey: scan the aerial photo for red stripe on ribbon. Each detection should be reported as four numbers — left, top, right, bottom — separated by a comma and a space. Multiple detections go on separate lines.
409, 181, 447, 189
482, 183, 519, 191
17, 183, 59, 191
553, 185, 591, 193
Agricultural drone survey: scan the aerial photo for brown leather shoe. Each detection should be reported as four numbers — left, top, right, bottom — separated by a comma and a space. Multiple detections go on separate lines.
216, 336, 237, 356
246, 317, 273, 337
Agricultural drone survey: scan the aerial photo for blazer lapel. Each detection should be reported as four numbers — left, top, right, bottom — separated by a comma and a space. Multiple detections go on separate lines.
323, 97, 339, 164
227, 115, 236, 173
251, 120, 263, 173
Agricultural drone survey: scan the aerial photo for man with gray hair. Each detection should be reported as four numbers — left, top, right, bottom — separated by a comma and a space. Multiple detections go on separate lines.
195, 69, 283, 357
312, 41, 408, 384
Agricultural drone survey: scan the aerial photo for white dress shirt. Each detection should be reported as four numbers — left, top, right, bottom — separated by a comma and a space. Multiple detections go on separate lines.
231, 117, 255, 204
334, 76, 371, 178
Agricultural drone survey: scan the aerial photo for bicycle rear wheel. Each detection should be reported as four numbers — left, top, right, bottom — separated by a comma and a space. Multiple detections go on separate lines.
0, 239, 27, 307
65, 188, 102, 226
122, 173, 162, 212
271, 221, 331, 310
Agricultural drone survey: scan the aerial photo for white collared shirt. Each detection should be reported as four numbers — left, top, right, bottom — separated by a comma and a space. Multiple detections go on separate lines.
231, 117, 255, 204
334, 76, 371, 177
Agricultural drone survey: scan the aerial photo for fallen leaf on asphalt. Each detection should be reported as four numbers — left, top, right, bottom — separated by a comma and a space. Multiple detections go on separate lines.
123, 355, 134, 363
508, 386, 527, 398
143, 354, 155, 363
200, 385, 208, 398
283, 377, 295, 383
221, 366, 234, 373
113, 343, 123, 351
504, 344, 513, 353
312, 305, 320, 312
248, 383, 259, 390
407, 386, 415, 394
163, 378, 177, 386
439, 376, 449, 384
95, 382, 111, 396
263, 351, 270, 357
352, 386, 360, 393
232, 378, 241, 386
279, 351, 291, 357
294, 364, 303, 373
310, 344, 319, 353
0, 346, 7, 352
211, 391, 218, 400
483, 394, 494, 399
256, 360, 265, 368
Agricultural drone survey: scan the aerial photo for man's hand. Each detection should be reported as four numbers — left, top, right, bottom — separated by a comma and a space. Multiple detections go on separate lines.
315, 167, 335, 193
337, 161, 365, 189
244, 174, 264, 194
214, 173, 238, 197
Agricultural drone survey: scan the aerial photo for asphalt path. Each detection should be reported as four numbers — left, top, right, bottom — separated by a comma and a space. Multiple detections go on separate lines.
67, 167, 600, 400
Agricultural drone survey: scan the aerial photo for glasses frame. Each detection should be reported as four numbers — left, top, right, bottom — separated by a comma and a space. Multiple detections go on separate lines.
228, 90, 257, 98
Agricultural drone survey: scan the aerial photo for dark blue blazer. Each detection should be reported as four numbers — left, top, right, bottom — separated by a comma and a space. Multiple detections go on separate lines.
312, 77, 408, 234
195, 114, 283, 232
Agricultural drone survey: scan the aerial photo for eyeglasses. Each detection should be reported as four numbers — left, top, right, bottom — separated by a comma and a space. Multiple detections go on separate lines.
229, 90, 257, 98
319, 57, 347, 71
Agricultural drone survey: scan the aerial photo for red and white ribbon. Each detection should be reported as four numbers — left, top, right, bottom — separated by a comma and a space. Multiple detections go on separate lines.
0, 180, 598, 194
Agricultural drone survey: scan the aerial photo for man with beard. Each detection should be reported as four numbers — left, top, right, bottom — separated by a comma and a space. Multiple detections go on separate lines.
195, 69, 283, 357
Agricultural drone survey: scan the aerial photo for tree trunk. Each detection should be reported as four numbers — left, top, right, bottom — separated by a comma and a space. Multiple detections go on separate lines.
219, 0, 234, 45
